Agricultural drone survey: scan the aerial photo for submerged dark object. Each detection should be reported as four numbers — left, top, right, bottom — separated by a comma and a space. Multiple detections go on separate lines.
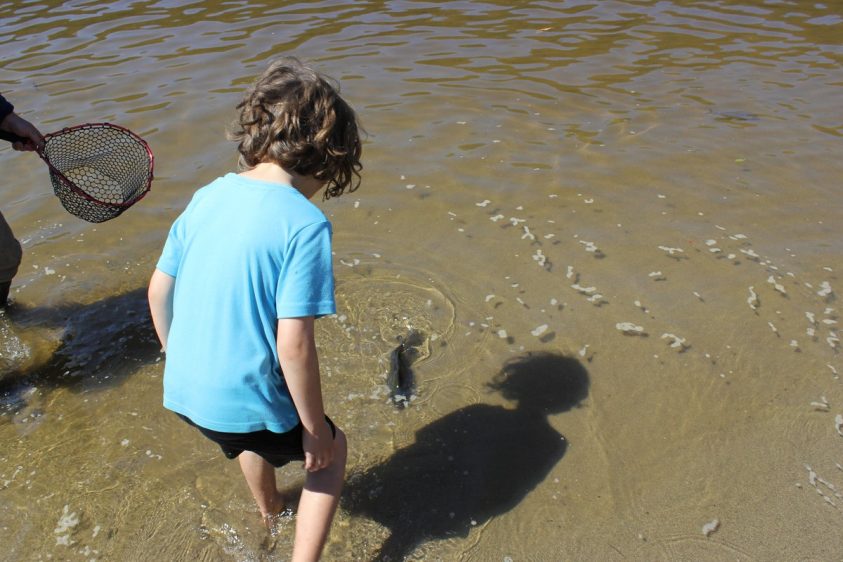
712, 110, 760, 122
386, 330, 426, 408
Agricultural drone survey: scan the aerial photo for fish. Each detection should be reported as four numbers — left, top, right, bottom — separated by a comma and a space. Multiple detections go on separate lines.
386, 330, 426, 408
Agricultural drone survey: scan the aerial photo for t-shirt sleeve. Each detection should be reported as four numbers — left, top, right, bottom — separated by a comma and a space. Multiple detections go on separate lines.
156, 211, 187, 277
276, 220, 336, 319
0, 94, 14, 122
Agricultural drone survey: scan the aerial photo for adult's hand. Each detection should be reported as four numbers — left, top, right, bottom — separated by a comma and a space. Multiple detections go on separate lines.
1, 112, 45, 152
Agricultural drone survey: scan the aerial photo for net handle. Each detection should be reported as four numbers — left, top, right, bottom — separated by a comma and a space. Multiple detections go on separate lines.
44, 123, 154, 208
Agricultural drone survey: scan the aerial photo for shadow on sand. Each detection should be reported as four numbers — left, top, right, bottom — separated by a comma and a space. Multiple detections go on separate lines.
0, 287, 159, 399
344, 351, 590, 561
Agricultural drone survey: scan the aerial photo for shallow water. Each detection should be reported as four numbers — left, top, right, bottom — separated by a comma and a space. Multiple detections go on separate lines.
1, 1, 842, 560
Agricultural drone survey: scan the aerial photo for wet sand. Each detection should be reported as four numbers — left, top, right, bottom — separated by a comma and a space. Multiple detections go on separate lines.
1, 1, 842, 560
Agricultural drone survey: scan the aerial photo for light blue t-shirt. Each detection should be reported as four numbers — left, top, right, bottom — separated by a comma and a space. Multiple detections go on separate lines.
156, 173, 336, 433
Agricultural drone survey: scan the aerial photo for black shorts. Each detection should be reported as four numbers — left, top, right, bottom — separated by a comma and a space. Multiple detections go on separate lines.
178, 414, 337, 468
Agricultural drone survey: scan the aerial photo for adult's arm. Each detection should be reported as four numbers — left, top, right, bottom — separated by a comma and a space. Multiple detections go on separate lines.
0, 94, 44, 151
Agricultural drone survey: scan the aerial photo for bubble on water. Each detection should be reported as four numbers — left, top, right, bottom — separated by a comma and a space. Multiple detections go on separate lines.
661, 333, 689, 351
740, 248, 760, 261
810, 397, 829, 411
531, 324, 548, 337
587, 294, 605, 305
616, 322, 645, 335
571, 284, 596, 295
579, 240, 602, 255
767, 275, 787, 295
54, 505, 80, 546
818, 282, 834, 299
702, 518, 720, 537
658, 245, 684, 257
747, 287, 759, 311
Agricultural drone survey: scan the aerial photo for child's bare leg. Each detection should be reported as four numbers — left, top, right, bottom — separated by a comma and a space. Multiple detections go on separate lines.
292, 427, 348, 562
238, 451, 285, 522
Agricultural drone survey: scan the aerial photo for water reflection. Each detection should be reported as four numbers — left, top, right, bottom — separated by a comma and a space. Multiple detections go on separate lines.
345, 352, 589, 561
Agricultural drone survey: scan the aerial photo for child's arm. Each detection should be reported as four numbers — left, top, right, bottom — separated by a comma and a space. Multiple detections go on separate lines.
148, 268, 175, 352
277, 316, 335, 472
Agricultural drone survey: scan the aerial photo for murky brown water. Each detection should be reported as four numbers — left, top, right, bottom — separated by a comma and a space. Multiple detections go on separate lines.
1, 1, 842, 560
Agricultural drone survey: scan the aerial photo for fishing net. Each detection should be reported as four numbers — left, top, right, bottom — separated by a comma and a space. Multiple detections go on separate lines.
41, 123, 154, 223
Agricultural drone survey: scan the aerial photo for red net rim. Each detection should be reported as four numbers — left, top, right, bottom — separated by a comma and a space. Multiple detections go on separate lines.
39, 122, 154, 208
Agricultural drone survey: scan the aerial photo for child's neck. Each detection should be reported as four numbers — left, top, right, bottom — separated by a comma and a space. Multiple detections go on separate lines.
240, 162, 324, 200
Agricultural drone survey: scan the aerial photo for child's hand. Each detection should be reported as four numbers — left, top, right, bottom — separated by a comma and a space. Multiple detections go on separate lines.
302, 420, 334, 472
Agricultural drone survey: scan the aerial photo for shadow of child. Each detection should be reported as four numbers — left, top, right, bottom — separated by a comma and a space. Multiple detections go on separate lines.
344, 351, 590, 561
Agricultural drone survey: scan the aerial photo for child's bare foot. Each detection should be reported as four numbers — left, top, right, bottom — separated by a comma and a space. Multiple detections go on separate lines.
262, 491, 288, 529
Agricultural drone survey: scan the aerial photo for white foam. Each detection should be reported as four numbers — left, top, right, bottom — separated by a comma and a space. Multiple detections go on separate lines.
661, 333, 689, 350
747, 287, 759, 311
531, 324, 548, 337
767, 276, 787, 295
818, 282, 833, 298
54, 505, 80, 546
702, 519, 720, 537
658, 245, 684, 256
616, 322, 645, 335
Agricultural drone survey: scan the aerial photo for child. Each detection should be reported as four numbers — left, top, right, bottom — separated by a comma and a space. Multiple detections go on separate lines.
148, 57, 362, 562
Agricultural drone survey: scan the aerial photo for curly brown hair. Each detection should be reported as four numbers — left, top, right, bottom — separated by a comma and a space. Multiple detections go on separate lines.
230, 57, 362, 199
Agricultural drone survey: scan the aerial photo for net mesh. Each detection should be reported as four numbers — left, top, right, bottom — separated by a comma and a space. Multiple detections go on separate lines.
41, 124, 153, 223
